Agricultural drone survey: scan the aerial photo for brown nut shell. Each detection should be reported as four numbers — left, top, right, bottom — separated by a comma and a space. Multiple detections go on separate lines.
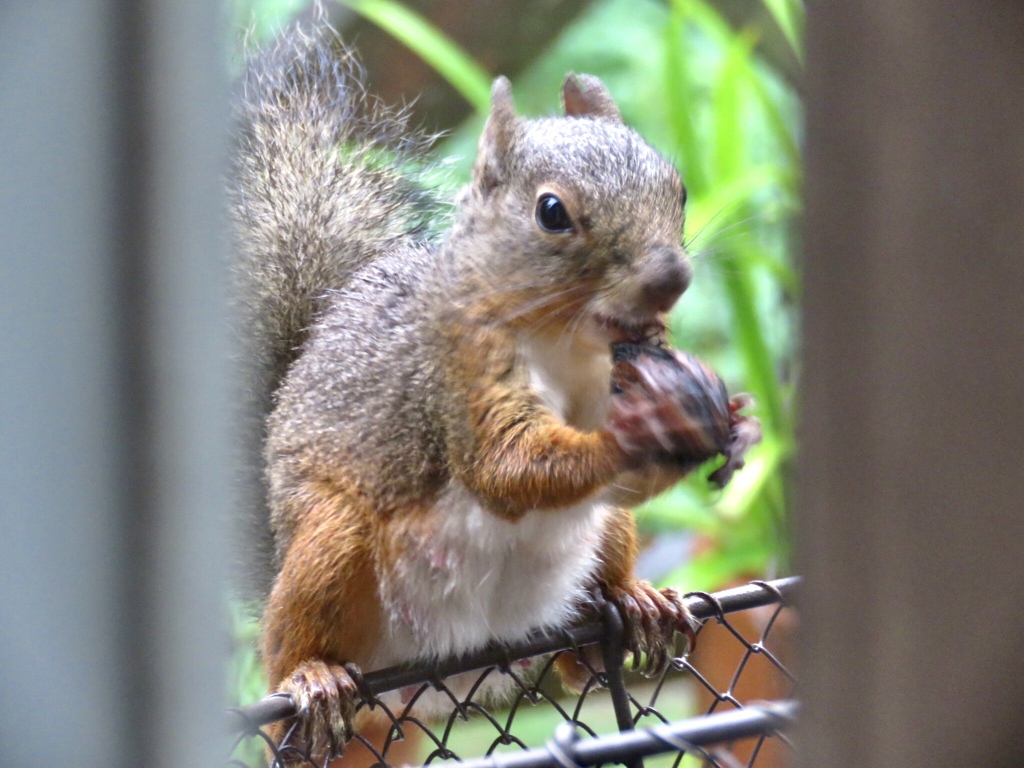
610, 342, 760, 487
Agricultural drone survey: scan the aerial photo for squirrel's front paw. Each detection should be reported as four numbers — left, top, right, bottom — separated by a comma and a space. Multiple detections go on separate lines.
608, 343, 759, 485
271, 660, 360, 765
604, 581, 696, 677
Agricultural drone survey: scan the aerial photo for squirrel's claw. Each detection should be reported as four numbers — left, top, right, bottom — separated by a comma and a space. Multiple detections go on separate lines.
605, 582, 695, 678
273, 660, 360, 765
707, 396, 762, 488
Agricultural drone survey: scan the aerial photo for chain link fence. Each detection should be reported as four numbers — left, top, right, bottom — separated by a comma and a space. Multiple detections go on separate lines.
229, 577, 798, 768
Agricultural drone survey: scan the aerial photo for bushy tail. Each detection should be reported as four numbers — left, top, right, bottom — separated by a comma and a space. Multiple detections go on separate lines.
230, 21, 442, 604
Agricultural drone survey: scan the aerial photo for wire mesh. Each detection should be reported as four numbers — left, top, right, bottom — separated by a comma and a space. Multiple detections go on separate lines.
229, 577, 798, 768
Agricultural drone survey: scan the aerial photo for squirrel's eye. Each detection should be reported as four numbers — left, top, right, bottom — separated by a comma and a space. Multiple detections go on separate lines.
536, 193, 573, 233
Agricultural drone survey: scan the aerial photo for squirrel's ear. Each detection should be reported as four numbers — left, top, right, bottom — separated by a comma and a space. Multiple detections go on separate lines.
473, 77, 517, 195
562, 74, 622, 123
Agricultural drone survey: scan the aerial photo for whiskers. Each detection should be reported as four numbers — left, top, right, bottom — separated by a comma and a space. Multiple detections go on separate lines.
555, 297, 597, 349
499, 284, 586, 325
482, 277, 608, 355
684, 204, 783, 277
479, 276, 596, 342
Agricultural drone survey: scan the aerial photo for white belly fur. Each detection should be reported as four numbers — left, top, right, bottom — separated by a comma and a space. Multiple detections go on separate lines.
370, 330, 615, 715
376, 485, 610, 666
372, 487, 609, 719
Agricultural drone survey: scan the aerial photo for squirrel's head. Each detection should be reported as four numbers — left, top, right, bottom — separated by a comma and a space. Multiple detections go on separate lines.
463, 74, 690, 347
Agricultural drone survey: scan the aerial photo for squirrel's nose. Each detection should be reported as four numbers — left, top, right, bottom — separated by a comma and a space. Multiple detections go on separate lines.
639, 248, 691, 312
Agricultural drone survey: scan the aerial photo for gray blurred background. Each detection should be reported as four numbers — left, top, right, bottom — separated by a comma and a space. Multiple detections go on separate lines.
2, 1, 1023, 766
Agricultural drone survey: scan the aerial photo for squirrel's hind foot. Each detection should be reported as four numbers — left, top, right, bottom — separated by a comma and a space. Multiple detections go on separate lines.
270, 660, 361, 766
604, 582, 696, 678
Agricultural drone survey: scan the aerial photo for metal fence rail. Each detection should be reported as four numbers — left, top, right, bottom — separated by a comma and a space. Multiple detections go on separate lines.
229, 577, 799, 768
457, 700, 799, 768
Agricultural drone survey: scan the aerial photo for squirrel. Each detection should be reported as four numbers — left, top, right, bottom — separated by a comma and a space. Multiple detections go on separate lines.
231, 19, 759, 764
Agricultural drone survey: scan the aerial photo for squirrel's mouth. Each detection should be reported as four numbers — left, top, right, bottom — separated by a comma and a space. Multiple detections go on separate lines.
593, 312, 666, 344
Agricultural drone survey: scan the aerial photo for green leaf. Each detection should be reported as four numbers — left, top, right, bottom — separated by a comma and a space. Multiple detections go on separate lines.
665, 0, 708, 192
746, 67, 802, 176
714, 438, 789, 520
659, 536, 774, 593
636, 482, 720, 536
710, 28, 756, 183
234, 0, 310, 43
761, 0, 804, 64
335, 0, 492, 113
686, 164, 787, 243
723, 244, 789, 432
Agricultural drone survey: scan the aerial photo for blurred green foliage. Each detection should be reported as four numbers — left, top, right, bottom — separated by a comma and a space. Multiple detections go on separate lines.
445, 0, 803, 593
229, 0, 801, 750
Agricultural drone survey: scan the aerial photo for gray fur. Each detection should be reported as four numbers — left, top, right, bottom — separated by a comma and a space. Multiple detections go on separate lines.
230, 22, 444, 602
234, 23, 687, 605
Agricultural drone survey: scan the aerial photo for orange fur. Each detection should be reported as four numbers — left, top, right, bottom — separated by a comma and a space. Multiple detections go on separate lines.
440, 306, 627, 519
239, 32, 706, 761
262, 480, 384, 686
593, 505, 641, 591
606, 464, 690, 508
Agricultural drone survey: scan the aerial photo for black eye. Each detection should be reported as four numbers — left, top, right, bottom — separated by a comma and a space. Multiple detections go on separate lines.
535, 193, 573, 233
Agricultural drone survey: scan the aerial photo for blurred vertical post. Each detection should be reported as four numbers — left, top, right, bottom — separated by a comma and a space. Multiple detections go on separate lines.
799, 2, 1024, 766
0, 3, 229, 767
